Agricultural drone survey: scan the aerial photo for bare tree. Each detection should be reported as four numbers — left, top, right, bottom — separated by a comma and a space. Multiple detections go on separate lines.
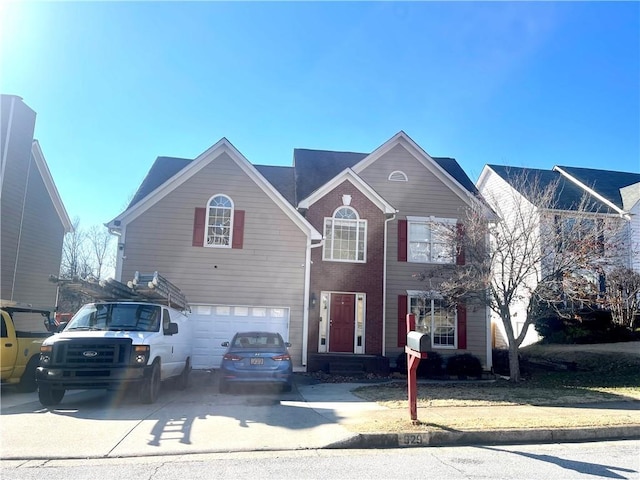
86, 225, 114, 280
423, 172, 627, 381
60, 217, 92, 279
604, 267, 640, 328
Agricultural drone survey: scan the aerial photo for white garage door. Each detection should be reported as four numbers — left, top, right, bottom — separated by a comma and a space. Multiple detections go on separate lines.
190, 304, 290, 369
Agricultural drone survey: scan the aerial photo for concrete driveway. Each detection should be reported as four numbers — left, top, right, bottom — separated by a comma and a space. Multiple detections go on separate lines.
0, 370, 360, 459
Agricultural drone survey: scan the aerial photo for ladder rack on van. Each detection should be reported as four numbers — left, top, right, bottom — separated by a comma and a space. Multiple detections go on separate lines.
128, 272, 190, 312
49, 273, 190, 312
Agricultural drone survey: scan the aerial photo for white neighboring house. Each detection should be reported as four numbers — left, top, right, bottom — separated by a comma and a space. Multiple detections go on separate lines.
477, 164, 639, 348
620, 182, 640, 273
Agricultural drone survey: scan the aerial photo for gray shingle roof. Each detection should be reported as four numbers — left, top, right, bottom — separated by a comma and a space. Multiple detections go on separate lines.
555, 165, 640, 211
254, 165, 296, 205
487, 164, 617, 213
128, 156, 191, 208
293, 149, 368, 201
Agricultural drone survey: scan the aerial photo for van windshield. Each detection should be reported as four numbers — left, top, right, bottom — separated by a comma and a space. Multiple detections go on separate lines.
64, 304, 161, 332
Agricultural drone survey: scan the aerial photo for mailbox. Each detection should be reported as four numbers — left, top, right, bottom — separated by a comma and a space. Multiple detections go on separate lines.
407, 331, 430, 353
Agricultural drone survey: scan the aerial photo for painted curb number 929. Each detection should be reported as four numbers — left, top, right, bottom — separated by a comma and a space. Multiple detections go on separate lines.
399, 434, 424, 446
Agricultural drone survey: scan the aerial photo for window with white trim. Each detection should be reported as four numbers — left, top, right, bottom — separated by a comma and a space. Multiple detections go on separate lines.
408, 292, 457, 348
323, 206, 367, 262
206, 194, 233, 247
407, 216, 456, 263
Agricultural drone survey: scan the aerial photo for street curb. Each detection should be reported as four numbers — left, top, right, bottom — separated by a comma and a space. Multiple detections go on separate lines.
2, 428, 638, 461
326, 425, 640, 449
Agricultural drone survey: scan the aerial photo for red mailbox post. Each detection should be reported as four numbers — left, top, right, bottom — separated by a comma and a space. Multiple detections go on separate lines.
405, 313, 427, 422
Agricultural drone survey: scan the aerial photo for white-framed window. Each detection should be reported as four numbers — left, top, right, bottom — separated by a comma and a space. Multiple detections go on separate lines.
408, 291, 457, 348
407, 216, 456, 263
323, 206, 367, 262
206, 194, 233, 247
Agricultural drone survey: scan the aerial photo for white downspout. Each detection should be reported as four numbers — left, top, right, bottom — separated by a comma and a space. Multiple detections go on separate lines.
382, 212, 397, 357
485, 230, 493, 370
302, 237, 324, 369
108, 226, 124, 281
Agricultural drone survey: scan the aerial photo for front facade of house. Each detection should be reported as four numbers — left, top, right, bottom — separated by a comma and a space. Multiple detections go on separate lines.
478, 164, 639, 347
108, 132, 491, 371
0, 95, 72, 322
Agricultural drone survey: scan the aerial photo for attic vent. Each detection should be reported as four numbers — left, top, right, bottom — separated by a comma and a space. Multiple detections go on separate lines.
388, 170, 408, 182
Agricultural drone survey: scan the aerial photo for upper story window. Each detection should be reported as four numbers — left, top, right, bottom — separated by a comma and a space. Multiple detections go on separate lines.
407, 216, 456, 263
323, 206, 367, 262
388, 170, 408, 182
408, 292, 457, 348
554, 215, 604, 254
206, 194, 234, 248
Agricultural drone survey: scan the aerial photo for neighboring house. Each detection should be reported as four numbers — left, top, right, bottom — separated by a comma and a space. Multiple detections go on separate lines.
0, 95, 72, 325
107, 132, 492, 372
477, 164, 639, 347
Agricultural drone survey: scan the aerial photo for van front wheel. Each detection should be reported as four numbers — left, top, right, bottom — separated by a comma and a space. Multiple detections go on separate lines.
140, 362, 160, 404
38, 385, 65, 406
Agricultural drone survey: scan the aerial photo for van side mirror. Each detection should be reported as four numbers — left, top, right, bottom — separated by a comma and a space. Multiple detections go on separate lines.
221, 341, 229, 347
165, 322, 179, 335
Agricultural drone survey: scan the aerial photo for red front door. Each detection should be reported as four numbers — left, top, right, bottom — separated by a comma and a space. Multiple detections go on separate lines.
329, 294, 355, 352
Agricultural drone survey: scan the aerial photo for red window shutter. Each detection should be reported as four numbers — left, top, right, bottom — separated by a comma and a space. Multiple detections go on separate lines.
457, 303, 467, 349
398, 294, 408, 347
232, 210, 245, 249
398, 220, 407, 262
456, 223, 465, 265
192, 207, 206, 247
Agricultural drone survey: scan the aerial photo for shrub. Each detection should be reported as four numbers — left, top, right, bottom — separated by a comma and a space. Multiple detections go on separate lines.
395, 351, 443, 378
536, 311, 638, 344
492, 349, 511, 376
446, 353, 483, 379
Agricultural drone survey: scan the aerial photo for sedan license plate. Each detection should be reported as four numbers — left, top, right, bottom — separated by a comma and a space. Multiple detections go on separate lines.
250, 358, 264, 365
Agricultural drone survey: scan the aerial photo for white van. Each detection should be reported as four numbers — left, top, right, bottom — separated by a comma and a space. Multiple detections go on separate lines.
36, 301, 192, 406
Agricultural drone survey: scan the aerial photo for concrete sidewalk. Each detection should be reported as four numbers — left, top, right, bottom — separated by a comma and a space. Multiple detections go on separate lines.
1, 371, 639, 460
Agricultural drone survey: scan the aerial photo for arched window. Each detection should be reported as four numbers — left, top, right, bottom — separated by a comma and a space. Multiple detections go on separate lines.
206, 194, 233, 247
323, 206, 367, 262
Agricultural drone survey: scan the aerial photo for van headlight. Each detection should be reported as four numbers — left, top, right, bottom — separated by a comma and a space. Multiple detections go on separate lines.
131, 345, 150, 365
40, 345, 52, 365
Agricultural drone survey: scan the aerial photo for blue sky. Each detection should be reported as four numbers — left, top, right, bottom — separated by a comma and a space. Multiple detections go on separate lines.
2, 1, 639, 231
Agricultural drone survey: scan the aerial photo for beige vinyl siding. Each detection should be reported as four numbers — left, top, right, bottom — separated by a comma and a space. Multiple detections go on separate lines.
1, 99, 36, 301
1, 98, 63, 310
121, 152, 309, 365
9, 153, 65, 310
359, 144, 488, 366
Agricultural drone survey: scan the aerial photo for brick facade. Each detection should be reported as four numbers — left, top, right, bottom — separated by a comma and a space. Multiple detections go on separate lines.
305, 181, 386, 355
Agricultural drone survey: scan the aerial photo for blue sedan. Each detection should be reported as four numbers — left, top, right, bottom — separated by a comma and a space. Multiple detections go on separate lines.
219, 332, 293, 393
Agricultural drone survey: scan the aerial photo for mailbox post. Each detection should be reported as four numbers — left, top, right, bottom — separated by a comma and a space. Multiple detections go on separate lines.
405, 313, 428, 422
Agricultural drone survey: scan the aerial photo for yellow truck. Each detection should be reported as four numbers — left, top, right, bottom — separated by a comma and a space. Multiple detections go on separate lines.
1, 301, 56, 392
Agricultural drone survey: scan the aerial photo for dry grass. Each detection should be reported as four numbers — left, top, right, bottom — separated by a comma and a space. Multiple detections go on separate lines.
343, 344, 640, 433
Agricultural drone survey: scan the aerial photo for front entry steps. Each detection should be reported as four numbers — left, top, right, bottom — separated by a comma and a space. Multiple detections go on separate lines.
308, 353, 390, 376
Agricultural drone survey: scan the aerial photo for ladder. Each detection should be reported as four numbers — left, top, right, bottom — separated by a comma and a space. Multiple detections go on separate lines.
128, 272, 190, 312
50, 272, 190, 312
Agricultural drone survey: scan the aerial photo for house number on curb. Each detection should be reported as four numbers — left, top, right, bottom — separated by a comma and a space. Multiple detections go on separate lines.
399, 433, 424, 446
